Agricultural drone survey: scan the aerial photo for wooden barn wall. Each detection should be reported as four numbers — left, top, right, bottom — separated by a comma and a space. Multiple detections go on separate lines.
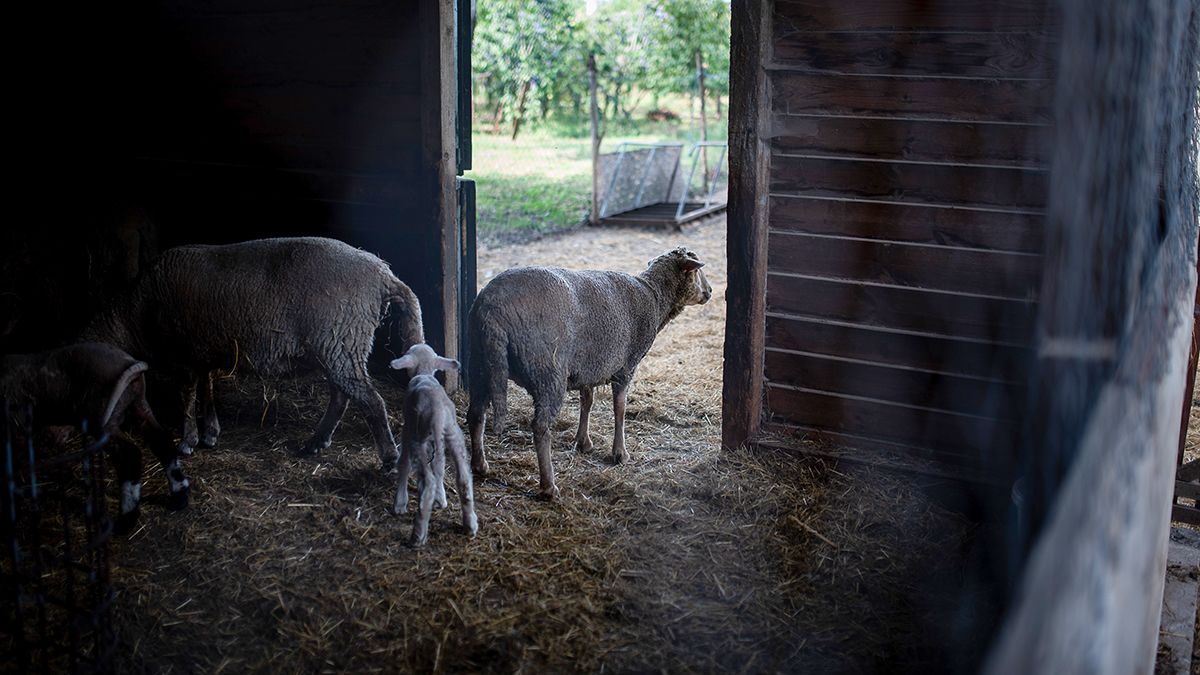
3, 1, 458, 357
757, 0, 1059, 467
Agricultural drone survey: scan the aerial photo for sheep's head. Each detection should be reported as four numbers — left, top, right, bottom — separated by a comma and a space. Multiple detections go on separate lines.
389, 343, 460, 378
648, 247, 712, 308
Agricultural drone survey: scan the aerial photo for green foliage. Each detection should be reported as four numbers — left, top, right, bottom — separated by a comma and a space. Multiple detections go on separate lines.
473, 0, 730, 135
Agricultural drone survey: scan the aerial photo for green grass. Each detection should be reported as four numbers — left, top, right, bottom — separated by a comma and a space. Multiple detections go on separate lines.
466, 113, 728, 243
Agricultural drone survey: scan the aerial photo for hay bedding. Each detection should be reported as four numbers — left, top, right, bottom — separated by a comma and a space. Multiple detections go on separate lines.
109, 218, 980, 673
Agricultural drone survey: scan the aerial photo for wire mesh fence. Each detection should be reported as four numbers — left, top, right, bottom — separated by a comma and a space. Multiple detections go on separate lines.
1, 403, 117, 674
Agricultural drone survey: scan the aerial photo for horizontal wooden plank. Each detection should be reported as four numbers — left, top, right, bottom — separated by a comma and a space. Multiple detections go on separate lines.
765, 349, 1025, 419
764, 314, 1034, 379
772, 30, 1055, 79
1172, 505, 1200, 526
135, 158, 426, 207
767, 232, 1042, 298
766, 273, 1037, 342
765, 384, 1018, 462
769, 115, 1050, 168
756, 432, 998, 483
770, 154, 1047, 210
771, 71, 1053, 123
774, 0, 1058, 32
1175, 481, 1200, 500
769, 196, 1044, 253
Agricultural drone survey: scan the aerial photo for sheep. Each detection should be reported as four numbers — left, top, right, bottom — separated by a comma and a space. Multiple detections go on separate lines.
466, 247, 712, 499
82, 236, 424, 470
389, 344, 478, 546
1, 342, 189, 532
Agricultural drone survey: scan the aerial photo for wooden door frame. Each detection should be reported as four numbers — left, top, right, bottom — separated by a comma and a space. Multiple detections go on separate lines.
721, 0, 771, 450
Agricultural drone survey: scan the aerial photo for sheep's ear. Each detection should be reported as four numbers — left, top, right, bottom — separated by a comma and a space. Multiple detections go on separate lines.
680, 257, 705, 271
389, 355, 415, 372
435, 357, 461, 374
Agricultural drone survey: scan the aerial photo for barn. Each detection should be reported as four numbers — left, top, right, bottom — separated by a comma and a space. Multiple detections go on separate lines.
2, 0, 1198, 673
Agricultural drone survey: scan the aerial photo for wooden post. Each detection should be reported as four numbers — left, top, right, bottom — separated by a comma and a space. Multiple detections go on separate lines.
695, 50, 709, 193
720, 0, 770, 450
589, 53, 601, 225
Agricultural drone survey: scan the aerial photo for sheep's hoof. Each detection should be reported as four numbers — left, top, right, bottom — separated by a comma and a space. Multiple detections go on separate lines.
611, 449, 626, 465
472, 460, 490, 477
199, 433, 219, 449
167, 486, 190, 511
114, 509, 140, 535
464, 514, 479, 537
177, 441, 194, 457
409, 533, 428, 548
380, 455, 399, 473
575, 438, 593, 453
537, 485, 560, 501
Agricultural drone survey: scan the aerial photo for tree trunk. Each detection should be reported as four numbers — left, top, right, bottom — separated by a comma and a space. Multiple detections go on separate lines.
589, 54, 601, 225
696, 50, 709, 193
492, 99, 504, 135
511, 79, 532, 140
715, 92, 722, 120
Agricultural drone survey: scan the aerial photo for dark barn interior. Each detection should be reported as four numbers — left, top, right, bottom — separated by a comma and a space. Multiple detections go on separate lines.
5, 0, 466, 359
3, 0, 1199, 672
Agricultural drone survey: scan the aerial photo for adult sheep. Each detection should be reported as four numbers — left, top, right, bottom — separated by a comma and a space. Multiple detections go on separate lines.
1, 342, 188, 531
83, 236, 424, 470
466, 247, 712, 499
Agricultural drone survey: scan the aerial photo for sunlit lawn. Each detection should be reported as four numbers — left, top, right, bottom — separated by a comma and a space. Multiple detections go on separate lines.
466, 114, 727, 243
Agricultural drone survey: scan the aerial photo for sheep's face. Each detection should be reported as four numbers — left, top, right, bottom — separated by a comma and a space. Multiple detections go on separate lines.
653, 247, 712, 306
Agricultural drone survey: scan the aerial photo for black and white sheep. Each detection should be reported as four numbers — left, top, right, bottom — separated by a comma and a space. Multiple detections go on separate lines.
1, 342, 189, 531
389, 344, 478, 546
466, 247, 712, 499
83, 236, 424, 470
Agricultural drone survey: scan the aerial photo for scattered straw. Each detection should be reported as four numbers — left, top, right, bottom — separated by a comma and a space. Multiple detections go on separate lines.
107, 219, 982, 672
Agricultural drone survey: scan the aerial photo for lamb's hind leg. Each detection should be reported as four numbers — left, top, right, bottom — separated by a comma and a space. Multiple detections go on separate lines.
409, 442, 437, 547
301, 384, 349, 455
448, 429, 478, 536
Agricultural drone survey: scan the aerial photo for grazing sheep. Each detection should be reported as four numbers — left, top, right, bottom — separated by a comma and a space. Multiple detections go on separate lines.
82, 236, 424, 470
466, 247, 712, 499
1, 342, 189, 532
389, 344, 478, 547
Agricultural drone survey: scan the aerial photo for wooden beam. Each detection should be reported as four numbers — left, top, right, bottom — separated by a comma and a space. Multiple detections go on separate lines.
420, 0, 459, 375
721, 0, 772, 450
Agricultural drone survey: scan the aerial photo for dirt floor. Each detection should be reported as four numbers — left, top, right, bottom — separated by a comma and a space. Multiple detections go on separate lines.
108, 218, 991, 673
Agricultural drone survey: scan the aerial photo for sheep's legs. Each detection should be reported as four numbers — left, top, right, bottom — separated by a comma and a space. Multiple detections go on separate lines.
303, 385, 349, 454
108, 433, 143, 534
197, 371, 220, 448
449, 430, 479, 536
612, 383, 629, 464
575, 387, 594, 452
178, 374, 200, 456
410, 447, 438, 547
433, 443, 448, 509
393, 440, 413, 514
532, 397, 563, 500
466, 394, 490, 476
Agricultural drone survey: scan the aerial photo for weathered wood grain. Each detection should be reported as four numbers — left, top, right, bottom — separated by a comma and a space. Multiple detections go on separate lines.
769, 196, 1044, 253
766, 273, 1037, 342
767, 232, 1042, 299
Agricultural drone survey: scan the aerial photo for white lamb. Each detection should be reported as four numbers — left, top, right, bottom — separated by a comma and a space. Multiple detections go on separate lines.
390, 344, 478, 546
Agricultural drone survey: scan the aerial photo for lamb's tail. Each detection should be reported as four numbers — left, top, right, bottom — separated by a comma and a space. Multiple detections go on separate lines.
383, 275, 425, 351
101, 361, 150, 428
